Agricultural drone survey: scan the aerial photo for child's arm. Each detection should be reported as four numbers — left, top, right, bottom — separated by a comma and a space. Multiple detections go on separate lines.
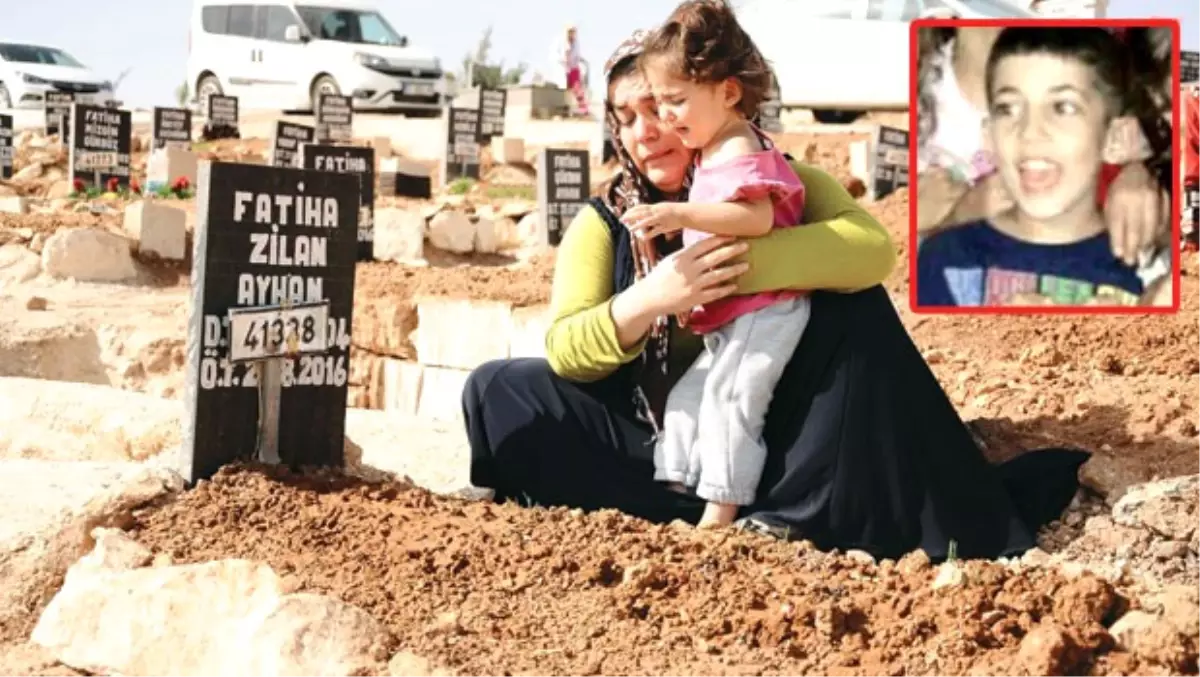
675, 198, 775, 237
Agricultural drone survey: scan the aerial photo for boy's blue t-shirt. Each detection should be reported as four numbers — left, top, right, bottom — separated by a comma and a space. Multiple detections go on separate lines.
916, 220, 1144, 307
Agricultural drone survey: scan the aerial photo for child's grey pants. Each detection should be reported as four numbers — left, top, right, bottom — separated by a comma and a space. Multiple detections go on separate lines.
653, 296, 811, 505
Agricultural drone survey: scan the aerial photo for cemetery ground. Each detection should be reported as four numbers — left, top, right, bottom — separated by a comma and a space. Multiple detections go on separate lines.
0, 120, 1197, 677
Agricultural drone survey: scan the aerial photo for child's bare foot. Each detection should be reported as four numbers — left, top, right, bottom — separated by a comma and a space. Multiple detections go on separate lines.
697, 502, 738, 529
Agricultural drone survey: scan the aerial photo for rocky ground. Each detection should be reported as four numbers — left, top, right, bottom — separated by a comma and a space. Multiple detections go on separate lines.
0, 120, 1196, 676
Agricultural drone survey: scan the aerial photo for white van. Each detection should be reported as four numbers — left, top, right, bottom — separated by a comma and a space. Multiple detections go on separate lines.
736, 0, 1039, 122
187, 0, 447, 115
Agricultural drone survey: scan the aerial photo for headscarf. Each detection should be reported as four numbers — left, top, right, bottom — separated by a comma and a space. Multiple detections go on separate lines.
600, 30, 689, 433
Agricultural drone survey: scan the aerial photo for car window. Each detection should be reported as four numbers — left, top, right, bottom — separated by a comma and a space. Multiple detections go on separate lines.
358, 13, 393, 44
260, 5, 299, 41
201, 6, 229, 34
0, 43, 84, 67
227, 5, 257, 37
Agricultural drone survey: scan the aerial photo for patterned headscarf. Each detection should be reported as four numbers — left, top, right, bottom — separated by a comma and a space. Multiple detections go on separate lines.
600, 30, 688, 433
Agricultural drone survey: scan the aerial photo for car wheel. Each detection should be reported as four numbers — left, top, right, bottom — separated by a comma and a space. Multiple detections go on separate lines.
310, 76, 341, 112
812, 109, 862, 124
0, 83, 12, 110
197, 75, 223, 112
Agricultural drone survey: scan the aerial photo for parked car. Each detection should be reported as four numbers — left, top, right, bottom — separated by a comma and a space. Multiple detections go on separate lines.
0, 40, 115, 110
187, 0, 448, 115
735, 0, 1039, 122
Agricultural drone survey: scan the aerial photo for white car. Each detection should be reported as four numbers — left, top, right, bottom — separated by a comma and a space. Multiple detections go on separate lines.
187, 0, 448, 115
0, 41, 115, 110
736, 0, 1042, 122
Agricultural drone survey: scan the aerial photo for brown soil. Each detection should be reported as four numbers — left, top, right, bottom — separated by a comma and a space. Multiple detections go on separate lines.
356, 252, 555, 308
127, 465, 1195, 677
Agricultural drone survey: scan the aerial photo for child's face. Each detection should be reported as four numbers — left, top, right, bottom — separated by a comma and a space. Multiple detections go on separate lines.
642, 55, 736, 150
986, 52, 1113, 221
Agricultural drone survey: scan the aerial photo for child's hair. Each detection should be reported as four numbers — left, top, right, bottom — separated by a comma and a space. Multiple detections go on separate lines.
639, 0, 774, 119
985, 27, 1173, 193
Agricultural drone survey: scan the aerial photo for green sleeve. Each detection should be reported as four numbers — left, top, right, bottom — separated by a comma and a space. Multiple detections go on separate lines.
544, 205, 647, 382
738, 162, 897, 294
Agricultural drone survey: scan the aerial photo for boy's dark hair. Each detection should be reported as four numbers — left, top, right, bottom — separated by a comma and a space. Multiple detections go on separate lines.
984, 27, 1131, 118
639, 0, 774, 119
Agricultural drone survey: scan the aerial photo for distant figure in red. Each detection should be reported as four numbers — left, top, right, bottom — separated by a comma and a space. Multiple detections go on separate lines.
559, 25, 590, 116
1184, 85, 1199, 250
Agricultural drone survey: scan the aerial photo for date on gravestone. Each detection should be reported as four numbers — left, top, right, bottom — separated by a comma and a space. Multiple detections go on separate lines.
181, 161, 359, 483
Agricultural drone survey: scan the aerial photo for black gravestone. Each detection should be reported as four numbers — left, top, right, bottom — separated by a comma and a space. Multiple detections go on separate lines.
182, 161, 359, 483
68, 103, 132, 192
0, 114, 12, 181
871, 125, 909, 201
536, 148, 590, 246
1183, 51, 1199, 84
379, 157, 432, 199
152, 106, 193, 149
204, 95, 240, 141
479, 88, 507, 140
756, 98, 783, 134
315, 94, 354, 144
441, 107, 481, 186
272, 121, 315, 168
302, 144, 375, 261
44, 91, 75, 143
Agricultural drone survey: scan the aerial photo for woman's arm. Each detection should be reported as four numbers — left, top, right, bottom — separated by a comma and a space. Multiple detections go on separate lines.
544, 205, 650, 382
738, 162, 897, 294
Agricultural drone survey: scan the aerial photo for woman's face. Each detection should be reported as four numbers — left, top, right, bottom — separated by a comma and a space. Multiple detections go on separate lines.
608, 69, 691, 192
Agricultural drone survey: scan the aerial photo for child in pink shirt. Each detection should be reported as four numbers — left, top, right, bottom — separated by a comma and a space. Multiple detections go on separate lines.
623, 0, 809, 529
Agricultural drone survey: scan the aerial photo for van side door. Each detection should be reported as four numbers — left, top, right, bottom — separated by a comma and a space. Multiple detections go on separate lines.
255, 4, 309, 110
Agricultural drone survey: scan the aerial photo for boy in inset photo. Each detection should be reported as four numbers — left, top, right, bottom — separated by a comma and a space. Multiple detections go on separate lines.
917, 27, 1174, 308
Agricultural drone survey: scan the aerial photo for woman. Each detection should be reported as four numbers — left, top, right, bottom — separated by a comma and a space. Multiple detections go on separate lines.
916, 25, 1171, 266
463, 31, 1087, 561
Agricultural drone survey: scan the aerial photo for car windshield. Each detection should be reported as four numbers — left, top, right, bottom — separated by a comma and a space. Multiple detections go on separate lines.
295, 6, 405, 46
0, 43, 85, 67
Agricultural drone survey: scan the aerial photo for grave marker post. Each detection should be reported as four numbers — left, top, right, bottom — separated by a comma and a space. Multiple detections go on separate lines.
536, 148, 590, 246
440, 107, 481, 188
182, 161, 359, 483
152, 106, 194, 150
302, 143, 376, 261
870, 125, 909, 201
44, 92, 75, 144
478, 88, 507, 140
315, 94, 354, 144
0, 114, 12, 180
272, 121, 315, 168
68, 103, 132, 193
203, 95, 241, 141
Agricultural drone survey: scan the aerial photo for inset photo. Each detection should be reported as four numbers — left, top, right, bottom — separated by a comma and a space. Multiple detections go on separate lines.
909, 18, 1181, 313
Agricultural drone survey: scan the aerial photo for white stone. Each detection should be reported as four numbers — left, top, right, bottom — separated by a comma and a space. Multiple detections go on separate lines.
473, 216, 499, 254
146, 147, 199, 189
0, 244, 41, 285
374, 208, 426, 265
849, 140, 872, 190
342, 408, 470, 495
382, 359, 423, 416
416, 366, 471, 423
46, 180, 72, 200
41, 228, 137, 282
371, 136, 394, 158
427, 210, 475, 253
0, 196, 28, 214
415, 297, 512, 369
509, 305, 551, 358
13, 162, 43, 182
516, 211, 545, 248
124, 201, 188, 260
491, 136, 525, 165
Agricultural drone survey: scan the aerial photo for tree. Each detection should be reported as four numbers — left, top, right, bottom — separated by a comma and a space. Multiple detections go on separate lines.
175, 80, 189, 106
461, 26, 527, 88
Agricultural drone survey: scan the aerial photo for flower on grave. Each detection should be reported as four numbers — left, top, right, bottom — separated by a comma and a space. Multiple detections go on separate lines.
105, 177, 120, 193
172, 176, 191, 193
130, 178, 142, 195
72, 178, 86, 194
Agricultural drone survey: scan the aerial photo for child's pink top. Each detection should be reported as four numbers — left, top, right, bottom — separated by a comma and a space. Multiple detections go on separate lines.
683, 147, 806, 334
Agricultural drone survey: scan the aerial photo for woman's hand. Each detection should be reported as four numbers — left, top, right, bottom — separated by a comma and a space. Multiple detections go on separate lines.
1104, 162, 1169, 265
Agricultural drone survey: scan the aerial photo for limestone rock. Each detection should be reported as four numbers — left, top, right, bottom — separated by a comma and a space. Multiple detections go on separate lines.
0, 244, 41, 286
428, 211, 474, 253
41, 228, 137, 282
374, 208, 426, 265
1111, 474, 1198, 543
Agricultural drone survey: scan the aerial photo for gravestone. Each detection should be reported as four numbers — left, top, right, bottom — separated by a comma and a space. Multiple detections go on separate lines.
536, 148, 590, 246
379, 157, 432, 199
0, 114, 12, 180
870, 125, 909, 201
152, 106, 193, 150
1183, 50, 1199, 84
302, 144, 375, 261
440, 107, 481, 187
478, 88, 507, 140
203, 94, 240, 141
68, 103, 132, 192
315, 94, 354, 144
44, 91, 75, 143
756, 97, 783, 134
181, 161, 359, 483
272, 121, 315, 168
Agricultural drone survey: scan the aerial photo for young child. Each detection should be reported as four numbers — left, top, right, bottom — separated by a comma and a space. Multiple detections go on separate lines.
916, 27, 1171, 307
621, 0, 808, 529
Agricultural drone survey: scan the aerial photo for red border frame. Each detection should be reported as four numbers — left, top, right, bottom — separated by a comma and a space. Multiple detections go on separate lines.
907, 17, 1182, 315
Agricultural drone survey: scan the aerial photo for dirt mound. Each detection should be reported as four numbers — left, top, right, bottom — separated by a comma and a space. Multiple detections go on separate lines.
355, 253, 555, 308
127, 465, 1195, 677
